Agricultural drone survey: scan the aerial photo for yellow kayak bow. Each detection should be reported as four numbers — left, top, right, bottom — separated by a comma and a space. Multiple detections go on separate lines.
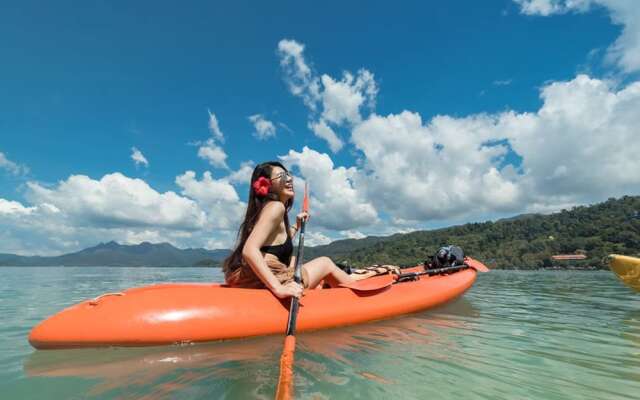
608, 254, 640, 292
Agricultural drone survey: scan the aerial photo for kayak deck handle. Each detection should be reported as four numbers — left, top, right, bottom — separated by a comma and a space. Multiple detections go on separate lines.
89, 292, 124, 306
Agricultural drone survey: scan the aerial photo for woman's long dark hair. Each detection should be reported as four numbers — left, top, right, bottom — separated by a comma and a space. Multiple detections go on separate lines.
223, 161, 293, 276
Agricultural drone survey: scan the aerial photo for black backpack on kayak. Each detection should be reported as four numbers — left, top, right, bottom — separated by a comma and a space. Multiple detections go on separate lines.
426, 245, 465, 269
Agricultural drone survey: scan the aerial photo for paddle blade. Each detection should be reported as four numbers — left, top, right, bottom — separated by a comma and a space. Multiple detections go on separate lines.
339, 274, 395, 292
275, 335, 296, 400
302, 182, 309, 213
464, 257, 490, 272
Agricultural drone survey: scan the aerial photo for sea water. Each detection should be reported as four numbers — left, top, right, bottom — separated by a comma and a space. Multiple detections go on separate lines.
0, 267, 638, 399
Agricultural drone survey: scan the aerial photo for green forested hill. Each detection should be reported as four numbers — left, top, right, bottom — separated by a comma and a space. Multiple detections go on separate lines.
306, 196, 640, 269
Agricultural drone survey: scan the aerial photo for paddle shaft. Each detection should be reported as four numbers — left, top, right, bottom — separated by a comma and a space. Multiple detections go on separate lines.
284, 218, 306, 336
276, 184, 309, 400
395, 264, 469, 283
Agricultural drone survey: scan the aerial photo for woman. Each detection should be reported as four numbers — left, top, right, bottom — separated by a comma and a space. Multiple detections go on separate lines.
223, 161, 386, 299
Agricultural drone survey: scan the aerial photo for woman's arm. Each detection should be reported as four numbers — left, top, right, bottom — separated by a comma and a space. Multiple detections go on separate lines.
242, 202, 301, 298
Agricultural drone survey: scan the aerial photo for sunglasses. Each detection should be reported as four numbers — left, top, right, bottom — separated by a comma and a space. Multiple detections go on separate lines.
270, 171, 293, 181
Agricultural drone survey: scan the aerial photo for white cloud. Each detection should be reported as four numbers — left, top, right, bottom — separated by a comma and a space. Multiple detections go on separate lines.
278, 39, 524, 225
207, 109, 225, 142
514, 0, 640, 73
279, 122, 294, 134
175, 170, 246, 230
351, 74, 640, 221
0, 198, 37, 216
204, 238, 230, 250
0, 198, 77, 255
342, 230, 366, 239
26, 173, 207, 230
277, 39, 321, 110
0, 151, 28, 176
320, 69, 377, 126
248, 114, 276, 140
197, 139, 229, 169
352, 111, 523, 221
305, 231, 333, 246
601, 1, 640, 74
0, 210, 203, 256
197, 111, 228, 168
309, 120, 344, 153
514, 0, 590, 16
176, 171, 240, 204
277, 39, 378, 153
0, 172, 220, 255
279, 146, 378, 230
227, 161, 255, 184
122, 229, 164, 245
130, 147, 149, 167
505, 74, 640, 203
0, 170, 247, 254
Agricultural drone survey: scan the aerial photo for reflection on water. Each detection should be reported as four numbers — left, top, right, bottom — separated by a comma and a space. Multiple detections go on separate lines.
25, 337, 282, 399
2, 268, 640, 399
24, 299, 476, 399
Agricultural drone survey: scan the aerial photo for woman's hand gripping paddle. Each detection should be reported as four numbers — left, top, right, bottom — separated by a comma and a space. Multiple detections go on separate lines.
275, 183, 309, 400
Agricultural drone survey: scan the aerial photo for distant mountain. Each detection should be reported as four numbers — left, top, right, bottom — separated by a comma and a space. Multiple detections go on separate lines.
0, 241, 230, 267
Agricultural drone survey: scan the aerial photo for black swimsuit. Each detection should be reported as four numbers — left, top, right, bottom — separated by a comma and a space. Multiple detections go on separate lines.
260, 235, 293, 265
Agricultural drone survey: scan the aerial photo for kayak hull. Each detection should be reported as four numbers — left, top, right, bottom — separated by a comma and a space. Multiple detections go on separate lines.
29, 267, 477, 349
609, 254, 640, 292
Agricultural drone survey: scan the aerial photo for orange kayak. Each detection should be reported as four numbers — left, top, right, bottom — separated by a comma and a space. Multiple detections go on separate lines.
29, 266, 478, 349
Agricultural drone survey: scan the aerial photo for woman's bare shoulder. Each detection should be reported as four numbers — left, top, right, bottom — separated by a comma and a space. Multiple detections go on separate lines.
260, 201, 285, 220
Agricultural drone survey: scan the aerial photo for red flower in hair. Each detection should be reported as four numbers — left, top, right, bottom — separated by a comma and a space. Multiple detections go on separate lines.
252, 176, 272, 197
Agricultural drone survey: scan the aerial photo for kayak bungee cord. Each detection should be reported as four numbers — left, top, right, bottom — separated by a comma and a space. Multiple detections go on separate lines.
275, 183, 309, 400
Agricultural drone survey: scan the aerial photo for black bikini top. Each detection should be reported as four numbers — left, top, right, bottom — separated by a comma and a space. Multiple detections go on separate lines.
260, 234, 293, 265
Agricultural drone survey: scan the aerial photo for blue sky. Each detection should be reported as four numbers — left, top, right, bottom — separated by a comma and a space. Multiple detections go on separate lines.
1, 0, 639, 254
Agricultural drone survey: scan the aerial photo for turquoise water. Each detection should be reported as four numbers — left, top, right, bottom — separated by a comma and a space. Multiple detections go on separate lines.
1, 267, 638, 399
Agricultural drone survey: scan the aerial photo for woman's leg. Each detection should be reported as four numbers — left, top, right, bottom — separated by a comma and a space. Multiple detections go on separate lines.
302, 257, 382, 288
302, 257, 352, 289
